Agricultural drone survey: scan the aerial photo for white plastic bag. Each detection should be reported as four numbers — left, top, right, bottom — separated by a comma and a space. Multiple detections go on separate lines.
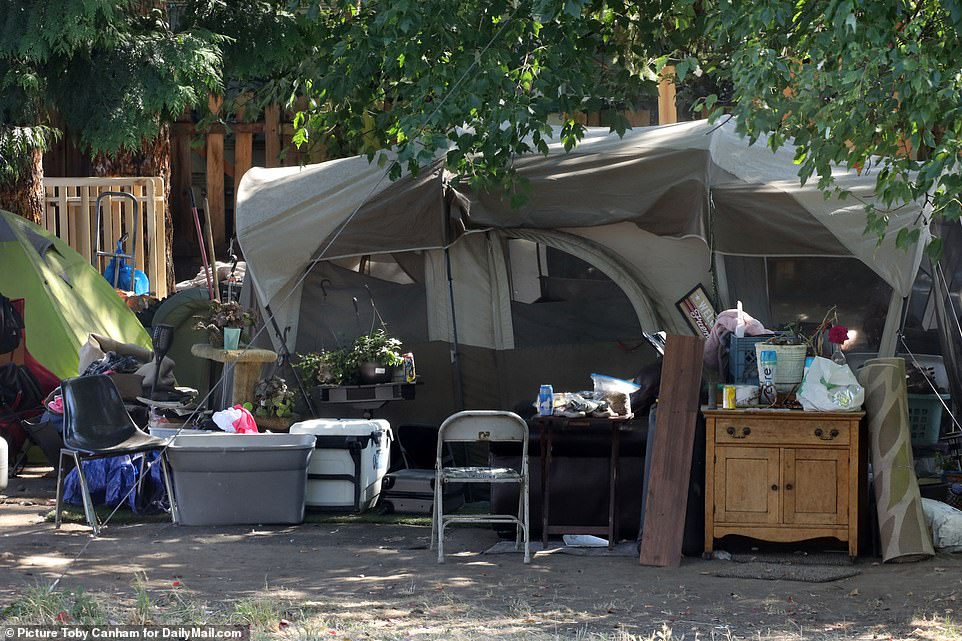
591, 373, 641, 416
922, 497, 962, 553
590, 373, 641, 395
797, 356, 864, 412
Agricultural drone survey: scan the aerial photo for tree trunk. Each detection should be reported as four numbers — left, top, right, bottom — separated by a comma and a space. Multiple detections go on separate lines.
0, 148, 44, 224
92, 124, 175, 295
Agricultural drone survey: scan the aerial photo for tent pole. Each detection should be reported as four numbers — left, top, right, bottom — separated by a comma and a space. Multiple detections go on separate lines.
878, 290, 905, 357
262, 299, 317, 417
445, 246, 465, 411
933, 264, 962, 417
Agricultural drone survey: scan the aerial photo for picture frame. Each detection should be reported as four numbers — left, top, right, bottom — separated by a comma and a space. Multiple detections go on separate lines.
676, 285, 717, 338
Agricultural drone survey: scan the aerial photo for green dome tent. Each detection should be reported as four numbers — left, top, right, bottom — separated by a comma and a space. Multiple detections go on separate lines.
0, 210, 151, 379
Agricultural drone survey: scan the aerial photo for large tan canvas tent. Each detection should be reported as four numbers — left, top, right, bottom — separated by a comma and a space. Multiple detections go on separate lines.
236, 119, 928, 425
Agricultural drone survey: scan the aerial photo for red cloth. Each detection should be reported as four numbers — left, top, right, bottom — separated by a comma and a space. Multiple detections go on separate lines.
10, 299, 59, 395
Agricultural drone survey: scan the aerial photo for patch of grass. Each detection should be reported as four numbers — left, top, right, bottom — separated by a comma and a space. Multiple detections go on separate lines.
229, 597, 281, 632
131, 572, 153, 625
155, 590, 212, 625
2, 584, 108, 625
0, 585, 746, 641
45, 506, 171, 525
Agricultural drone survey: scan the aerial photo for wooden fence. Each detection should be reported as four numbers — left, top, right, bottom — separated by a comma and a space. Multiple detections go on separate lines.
42, 177, 169, 299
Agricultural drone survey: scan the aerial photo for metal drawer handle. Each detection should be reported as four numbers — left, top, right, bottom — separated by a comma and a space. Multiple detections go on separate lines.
785, 483, 793, 491
814, 428, 840, 440
771, 484, 778, 491
727, 426, 751, 438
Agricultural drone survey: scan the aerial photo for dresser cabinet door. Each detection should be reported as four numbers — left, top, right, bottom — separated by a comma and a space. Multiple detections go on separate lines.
782, 447, 849, 525
714, 446, 780, 524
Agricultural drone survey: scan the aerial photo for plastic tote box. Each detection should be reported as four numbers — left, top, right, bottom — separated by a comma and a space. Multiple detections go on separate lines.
289, 419, 393, 511
166, 433, 315, 525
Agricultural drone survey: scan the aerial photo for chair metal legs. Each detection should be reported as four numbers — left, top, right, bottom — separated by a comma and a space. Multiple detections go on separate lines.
433, 476, 530, 564
54, 450, 177, 535
54, 450, 101, 535
158, 453, 179, 524
54, 450, 66, 530
516, 475, 530, 563
433, 468, 444, 563
510, 474, 531, 563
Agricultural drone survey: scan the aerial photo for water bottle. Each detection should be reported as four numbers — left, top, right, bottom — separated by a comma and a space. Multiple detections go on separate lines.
538, 384, 554, 417
759, 349, 777, 405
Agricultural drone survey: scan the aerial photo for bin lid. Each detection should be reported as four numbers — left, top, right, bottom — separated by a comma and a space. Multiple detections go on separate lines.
290, 418, 391, 437
168, 433, 316, 451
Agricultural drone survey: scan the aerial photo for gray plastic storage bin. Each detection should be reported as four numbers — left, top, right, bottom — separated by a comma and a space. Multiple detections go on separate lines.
166, 433, 315, 525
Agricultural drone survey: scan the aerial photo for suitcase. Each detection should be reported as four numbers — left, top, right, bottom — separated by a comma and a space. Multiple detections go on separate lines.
380, 468, 465, 515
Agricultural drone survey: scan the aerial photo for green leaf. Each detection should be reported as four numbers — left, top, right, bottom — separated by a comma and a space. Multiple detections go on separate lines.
676, 59, 691, 83
925, 237, 944, 261
563, 0, 586, 18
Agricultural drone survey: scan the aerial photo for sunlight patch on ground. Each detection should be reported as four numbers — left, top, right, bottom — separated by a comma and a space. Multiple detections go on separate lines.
18, 554, 72, 568
340, 572, 416, 584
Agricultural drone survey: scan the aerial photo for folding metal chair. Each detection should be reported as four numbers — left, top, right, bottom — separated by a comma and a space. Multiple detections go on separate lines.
55, 375, 176, 534
432, 410, 530, 563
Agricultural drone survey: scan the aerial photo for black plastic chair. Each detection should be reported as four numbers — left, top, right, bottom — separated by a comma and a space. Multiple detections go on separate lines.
55, 375, 177, 534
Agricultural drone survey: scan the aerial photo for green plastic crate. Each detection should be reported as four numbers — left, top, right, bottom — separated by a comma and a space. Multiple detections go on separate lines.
907, 393, 950, 447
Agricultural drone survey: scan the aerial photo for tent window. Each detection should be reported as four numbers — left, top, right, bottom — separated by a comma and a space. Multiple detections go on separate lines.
329, 254, 417, 285
506, 239, 643, 347
507, 240, 611, 304
722, 255, 892, 352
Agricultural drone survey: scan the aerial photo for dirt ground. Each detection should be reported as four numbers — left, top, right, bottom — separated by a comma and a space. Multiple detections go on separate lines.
2, 468, 961, 641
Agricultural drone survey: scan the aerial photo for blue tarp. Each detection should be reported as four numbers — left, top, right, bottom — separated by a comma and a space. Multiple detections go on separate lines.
63, 452, 168, 514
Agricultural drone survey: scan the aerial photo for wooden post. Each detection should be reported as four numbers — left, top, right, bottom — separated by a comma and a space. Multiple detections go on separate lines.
625, 110, 651, 127
171, 121, 197, 257
658, 65, 678, 125
206, 95, 226, 254
264, 104, 281, 168
233, 97, 253, 210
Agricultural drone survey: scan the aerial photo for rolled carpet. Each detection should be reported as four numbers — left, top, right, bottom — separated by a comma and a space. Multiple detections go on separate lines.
857, 357, 934, 562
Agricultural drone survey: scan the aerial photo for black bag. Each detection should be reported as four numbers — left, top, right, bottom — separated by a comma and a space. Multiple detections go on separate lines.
0, 294, 24, 354
0, 363, 43, 412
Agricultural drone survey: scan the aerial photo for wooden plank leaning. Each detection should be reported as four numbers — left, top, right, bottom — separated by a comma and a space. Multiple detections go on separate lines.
638, 334, 704, 567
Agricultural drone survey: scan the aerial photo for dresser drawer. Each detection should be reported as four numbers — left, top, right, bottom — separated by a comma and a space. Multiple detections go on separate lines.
714, 418, 851, 446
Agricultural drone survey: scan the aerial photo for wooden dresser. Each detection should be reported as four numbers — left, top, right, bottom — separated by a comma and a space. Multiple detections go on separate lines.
703, 408, 865, 558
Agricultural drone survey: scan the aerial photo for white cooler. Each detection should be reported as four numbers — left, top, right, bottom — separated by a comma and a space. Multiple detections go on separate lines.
289, 419, 393, 511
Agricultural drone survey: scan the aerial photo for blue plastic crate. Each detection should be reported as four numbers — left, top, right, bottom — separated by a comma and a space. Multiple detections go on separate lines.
728, 335, 773, 384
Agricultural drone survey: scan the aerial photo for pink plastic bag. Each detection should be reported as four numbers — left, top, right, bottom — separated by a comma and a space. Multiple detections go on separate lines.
231, 404, 259, 433
211, 405, 260, 433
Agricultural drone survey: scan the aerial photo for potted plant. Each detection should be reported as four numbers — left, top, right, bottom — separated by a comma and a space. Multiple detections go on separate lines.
250, 375, 297, 432
351, 329, 403, 384
756, 306, 846, 396
292, 351, 325, 386
294, 348, 355, 386
193, 300, 255, 348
